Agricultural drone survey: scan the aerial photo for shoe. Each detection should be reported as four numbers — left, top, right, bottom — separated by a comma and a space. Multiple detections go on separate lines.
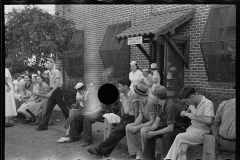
126, 154, 136, 159
21, 119, 32, 124
57, 137, 70, 143
35, 127, 48, 131
81, 140, 93, 147
66, 138, 79, 143
29, 121, 36, 126
87, 148, 103, 159
5, 122, 14, 127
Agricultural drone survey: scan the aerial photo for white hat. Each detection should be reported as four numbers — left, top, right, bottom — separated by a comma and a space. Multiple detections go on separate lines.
170, 67, 176, 71
150, 63, 157, 70
130, 61, 137, 65
32, 74, 38, 78
75, 82, 84, 90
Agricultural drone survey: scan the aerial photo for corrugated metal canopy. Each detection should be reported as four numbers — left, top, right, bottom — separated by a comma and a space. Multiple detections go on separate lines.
116, 6, 196, 40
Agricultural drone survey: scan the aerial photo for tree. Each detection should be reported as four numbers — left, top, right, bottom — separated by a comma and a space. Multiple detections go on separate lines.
5, 5, 77, 73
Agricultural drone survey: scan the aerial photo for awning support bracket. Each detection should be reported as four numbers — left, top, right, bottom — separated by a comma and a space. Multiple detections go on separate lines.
135, 44, 154, 63
164, 35, 189, 68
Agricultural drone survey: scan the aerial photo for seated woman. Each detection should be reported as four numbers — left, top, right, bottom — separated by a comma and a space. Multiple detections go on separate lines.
57, 82, 87, 143
17, 74, 39, 124
15, 74, 34, 110
26, 75, 50, 125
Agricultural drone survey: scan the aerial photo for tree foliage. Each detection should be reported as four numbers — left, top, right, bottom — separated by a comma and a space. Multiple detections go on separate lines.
5, 5, 77, 73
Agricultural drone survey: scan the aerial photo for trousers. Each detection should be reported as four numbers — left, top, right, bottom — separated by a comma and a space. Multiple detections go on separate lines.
164, 125, 209, 160
97, 114, 135, 157
141, 125, 186, 160
69, 112, 102, 142
38, 88, 69, 129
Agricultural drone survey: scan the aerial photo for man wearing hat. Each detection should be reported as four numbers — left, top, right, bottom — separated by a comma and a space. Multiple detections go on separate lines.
36, 58, 69, 131
57, 82, 88, 143
141, 85, 190, 160
125, 81, 157, 159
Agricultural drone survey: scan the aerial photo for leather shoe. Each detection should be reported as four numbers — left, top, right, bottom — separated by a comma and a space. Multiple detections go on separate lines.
87, 148, 102, 159
35, 127, 48, 131
66, 138, 79, 143
81, 140, 93, 147
126, 154, 136, 159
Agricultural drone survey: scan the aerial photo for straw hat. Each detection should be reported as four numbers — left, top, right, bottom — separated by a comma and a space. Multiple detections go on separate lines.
134, 81, 148, 96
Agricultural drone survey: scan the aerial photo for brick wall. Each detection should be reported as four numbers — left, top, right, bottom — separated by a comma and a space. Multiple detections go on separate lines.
56, 4, 235, 96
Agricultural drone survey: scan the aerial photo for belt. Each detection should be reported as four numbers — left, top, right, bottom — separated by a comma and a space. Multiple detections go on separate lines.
219, 134, 235, 142
50, 87, 61, 90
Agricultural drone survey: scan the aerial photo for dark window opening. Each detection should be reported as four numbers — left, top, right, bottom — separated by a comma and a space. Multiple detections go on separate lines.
99, 21, 131, 79
200, 5, 235, 83
64, 30, 84, 77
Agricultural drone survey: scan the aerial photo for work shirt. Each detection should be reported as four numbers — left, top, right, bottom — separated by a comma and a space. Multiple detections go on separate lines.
188, 96, 214, 132
212, 98, 235, 139
138, 96, 156, 121
129, 70, 144, 90
83, 89, 102, 112
119, 90, 139, 116
156, 99, 189, 128
49, 68, 63, 88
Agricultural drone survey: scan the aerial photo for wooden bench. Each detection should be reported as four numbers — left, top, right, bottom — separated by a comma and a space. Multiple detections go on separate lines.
69, 109, 116, 140
202, 134, 235, 160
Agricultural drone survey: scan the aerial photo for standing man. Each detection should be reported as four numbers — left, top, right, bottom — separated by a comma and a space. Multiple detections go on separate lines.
87, 78, 140, 158
211, 98, 235, 153
36, 59, 69, 131
125, 81, 157, 159
164, 86, 214, 160
141, 85, 190, 160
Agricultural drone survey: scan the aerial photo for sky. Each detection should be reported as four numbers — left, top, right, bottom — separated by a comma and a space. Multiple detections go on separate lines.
4, 5, 55, 14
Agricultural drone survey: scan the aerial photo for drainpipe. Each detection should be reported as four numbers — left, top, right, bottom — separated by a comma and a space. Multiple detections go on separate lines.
62, 5, 66, 88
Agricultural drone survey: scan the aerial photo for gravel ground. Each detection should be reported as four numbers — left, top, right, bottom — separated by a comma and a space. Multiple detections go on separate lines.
5, 111, 233, 160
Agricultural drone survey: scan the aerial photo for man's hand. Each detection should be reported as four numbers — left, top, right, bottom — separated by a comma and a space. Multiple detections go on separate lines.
144, 131, 155, 139
130, 126, 138, 134
83, 112, 91, 116
46, 92, 52, 98
6, 86, 11, 93
181, 111, 187, 117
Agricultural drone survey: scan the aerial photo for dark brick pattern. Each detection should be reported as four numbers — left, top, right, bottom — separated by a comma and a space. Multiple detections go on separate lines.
55, 4, 235, 96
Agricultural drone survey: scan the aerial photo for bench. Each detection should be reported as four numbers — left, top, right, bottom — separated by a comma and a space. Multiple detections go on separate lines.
69, 109, 116, 141
202, 134, 235, 160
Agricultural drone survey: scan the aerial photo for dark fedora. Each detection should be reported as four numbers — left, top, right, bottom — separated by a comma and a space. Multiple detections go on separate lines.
134, 81, 148, 96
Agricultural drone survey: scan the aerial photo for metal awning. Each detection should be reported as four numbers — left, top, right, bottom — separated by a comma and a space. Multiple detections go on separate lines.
116, 6, 196, 40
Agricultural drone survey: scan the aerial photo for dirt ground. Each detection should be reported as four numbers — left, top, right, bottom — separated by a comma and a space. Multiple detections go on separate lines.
5, 111, 233, 160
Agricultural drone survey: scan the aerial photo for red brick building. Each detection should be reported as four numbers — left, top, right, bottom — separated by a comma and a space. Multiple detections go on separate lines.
55, 4, 235, 97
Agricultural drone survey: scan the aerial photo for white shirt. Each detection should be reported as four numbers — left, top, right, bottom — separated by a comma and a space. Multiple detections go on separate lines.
188, 96, 214, 132
152, 70, 161, 91
129, 70, 144, 90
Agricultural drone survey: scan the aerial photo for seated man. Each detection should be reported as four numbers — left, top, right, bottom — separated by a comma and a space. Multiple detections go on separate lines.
57, 82, 88, 142
164, 86, 214, 160
66, 81, 103, 147
87, 78, 140, 158
125, 81, 157, 159
141, 85, 190, 160
211, 98, 235, 153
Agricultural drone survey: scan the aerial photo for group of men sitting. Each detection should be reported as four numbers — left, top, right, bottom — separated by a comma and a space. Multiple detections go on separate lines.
54, 77, 235, 160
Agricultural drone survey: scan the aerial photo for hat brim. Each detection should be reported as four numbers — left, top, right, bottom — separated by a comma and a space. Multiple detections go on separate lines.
134, 85, 148, 96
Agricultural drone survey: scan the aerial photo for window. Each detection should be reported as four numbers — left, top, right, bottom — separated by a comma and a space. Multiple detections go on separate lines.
64, 30, 84, 77
200, 5, 235, 83
99, 21, 131, 79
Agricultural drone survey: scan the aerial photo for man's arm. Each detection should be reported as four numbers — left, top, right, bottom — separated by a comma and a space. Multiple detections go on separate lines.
48, 77, 60, 96
152, 123, 174, 136
148, 116, 161, 131
185, 113, 213, 124
133, 101, 139, 119
212, 102, 225, 141
136, 114, 156, 128
132, 113, 143, 126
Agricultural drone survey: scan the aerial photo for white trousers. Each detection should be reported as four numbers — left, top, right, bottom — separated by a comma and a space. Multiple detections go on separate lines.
164, 125, 210, 160
126, 123, 142, 156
